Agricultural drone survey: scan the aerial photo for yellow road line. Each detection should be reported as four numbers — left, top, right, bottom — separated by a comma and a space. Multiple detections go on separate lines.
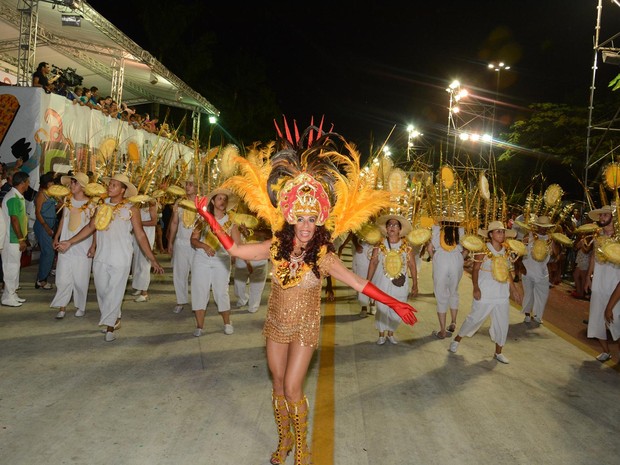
312, 299, 336, 464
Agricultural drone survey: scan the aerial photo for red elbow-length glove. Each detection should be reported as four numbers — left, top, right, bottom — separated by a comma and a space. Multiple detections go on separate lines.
362, 282, 418, 326
195, 196, 234, 250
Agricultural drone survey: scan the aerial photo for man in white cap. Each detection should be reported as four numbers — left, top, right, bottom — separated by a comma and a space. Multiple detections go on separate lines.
56, 173, 164, 341
585, 205, 620, 362
50, 172, 93, 319
167, 175, 197, 313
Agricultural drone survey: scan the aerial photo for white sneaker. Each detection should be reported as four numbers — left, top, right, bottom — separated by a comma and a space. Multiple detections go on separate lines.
131, 290, 142, 296
15, 296, 26, 303
533, 316, 543, 324
234, 301, 248, 309
248, 307, 259, 313
387, 335, 398, 345
1, 300, 22, 307
494, 353, 510, 364
134, 294, 148, 302
55, 310, 65, 319
449, 340, 459, 353
193, 328, 203, 337
224, 323, 234, 335
376, 336, 386, 345
173, 304, 184, 314
75, 309, 85, 317
596, 352, 612, 362
524, 315, 531, 323
105, 331, 116, 342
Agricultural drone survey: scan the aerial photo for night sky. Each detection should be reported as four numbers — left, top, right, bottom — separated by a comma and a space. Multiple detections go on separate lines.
87, 0, 620, 151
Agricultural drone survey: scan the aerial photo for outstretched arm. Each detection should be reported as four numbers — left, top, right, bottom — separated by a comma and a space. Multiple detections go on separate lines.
328, 257, 417, 326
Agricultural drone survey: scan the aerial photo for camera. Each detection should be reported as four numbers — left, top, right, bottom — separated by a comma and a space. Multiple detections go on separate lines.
51, 64, 84, 88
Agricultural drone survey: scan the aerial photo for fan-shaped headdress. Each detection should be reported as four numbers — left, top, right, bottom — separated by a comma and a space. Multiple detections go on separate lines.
222, 116, 393, 238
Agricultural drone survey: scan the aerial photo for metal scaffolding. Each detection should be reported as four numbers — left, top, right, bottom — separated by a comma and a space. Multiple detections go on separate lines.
16, 0, 38, 86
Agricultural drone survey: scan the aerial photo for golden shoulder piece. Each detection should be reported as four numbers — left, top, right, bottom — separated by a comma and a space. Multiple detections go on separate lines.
461, 234, 485, 252
440, 165, 455, 189
551, 232, 573, 247
47, 185, 70, 198
491, 256, 510, 283
604, 162, 620, 190
166, 185, 186, 197
575, 223, 599, 234
600, 240, 620, 265
514, 220, 531, 231
544, 184, 563, 206
127, 194, 152, 204
479, 174, 491, 200
85, 183, 107, 197
151, 189, 165, 199
407, 228, 431, 246
505, 238, 526, 257
357, 223, 383, 245
178, 199, 197, 212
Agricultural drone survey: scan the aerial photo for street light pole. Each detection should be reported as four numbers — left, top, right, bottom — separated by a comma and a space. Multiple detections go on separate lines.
487, 62, 510, 166
406, 124, 422, 161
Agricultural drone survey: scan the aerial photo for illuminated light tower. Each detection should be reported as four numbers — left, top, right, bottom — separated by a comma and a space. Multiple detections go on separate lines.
446, 80, 469, 161
487, 62, 510, 161
406, 124, 423, 161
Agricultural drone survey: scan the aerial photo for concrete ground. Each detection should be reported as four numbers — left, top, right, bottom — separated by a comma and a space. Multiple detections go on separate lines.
1, 252, 619, 465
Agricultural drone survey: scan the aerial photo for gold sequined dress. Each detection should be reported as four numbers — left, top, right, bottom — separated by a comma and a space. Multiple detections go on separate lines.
263, 240, 338, 347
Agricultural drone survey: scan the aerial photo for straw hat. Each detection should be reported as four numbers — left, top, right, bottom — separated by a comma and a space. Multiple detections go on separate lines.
207, 187, 239, 212
477, 220, 517, 238
532, 215, 555, 229
377, 214, 413, 237
588, 205, 614, 222
102, 173, 138, 198
60, 172, 89, 189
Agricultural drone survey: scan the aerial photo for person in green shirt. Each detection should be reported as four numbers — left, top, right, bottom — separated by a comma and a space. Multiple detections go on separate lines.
1, 171, 30, 307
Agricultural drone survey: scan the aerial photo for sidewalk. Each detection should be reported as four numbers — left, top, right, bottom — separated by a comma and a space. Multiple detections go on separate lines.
0, 254, 618, 465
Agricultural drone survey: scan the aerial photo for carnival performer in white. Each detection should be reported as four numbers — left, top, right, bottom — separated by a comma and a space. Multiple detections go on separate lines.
50, 173, 94, 319
367, 214, 418, 345
131, 199, 158, 302
56, 173, 164, 342
427, 219, 468, 338
338, 230, 374, 317
520, 215, 557, 324
233, 223, 269, 313
167, 175, 197, 313
585, 205, 620, 362
191, 188, 240, 336
449, 221, 522, 364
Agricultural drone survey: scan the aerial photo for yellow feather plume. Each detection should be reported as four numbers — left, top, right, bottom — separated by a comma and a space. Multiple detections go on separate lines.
221, 153, 284, 231
322, 142, 395, 239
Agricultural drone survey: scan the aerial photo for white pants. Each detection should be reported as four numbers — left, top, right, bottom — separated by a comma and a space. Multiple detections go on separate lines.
1, 243, 22, 303
191, 252, 231, 312
233, 262, 268, 311
458, 298, 510, 347
172, 242, 194, 305
520, 274, 550, 319
93, 261, 130, 327
50, 254, 92, 311
131, 230, 155, 292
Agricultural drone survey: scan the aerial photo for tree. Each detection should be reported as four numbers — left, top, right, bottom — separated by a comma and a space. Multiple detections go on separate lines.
496, 101, 620, 205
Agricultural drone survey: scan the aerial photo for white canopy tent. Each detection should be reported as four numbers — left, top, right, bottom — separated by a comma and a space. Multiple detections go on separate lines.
0, 0, 219, 127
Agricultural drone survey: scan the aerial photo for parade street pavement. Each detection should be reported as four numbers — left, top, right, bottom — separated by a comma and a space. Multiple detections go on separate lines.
0, 252, 618, 465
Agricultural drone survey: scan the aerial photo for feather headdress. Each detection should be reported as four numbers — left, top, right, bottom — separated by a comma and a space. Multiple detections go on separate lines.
222, 118, 393, 238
